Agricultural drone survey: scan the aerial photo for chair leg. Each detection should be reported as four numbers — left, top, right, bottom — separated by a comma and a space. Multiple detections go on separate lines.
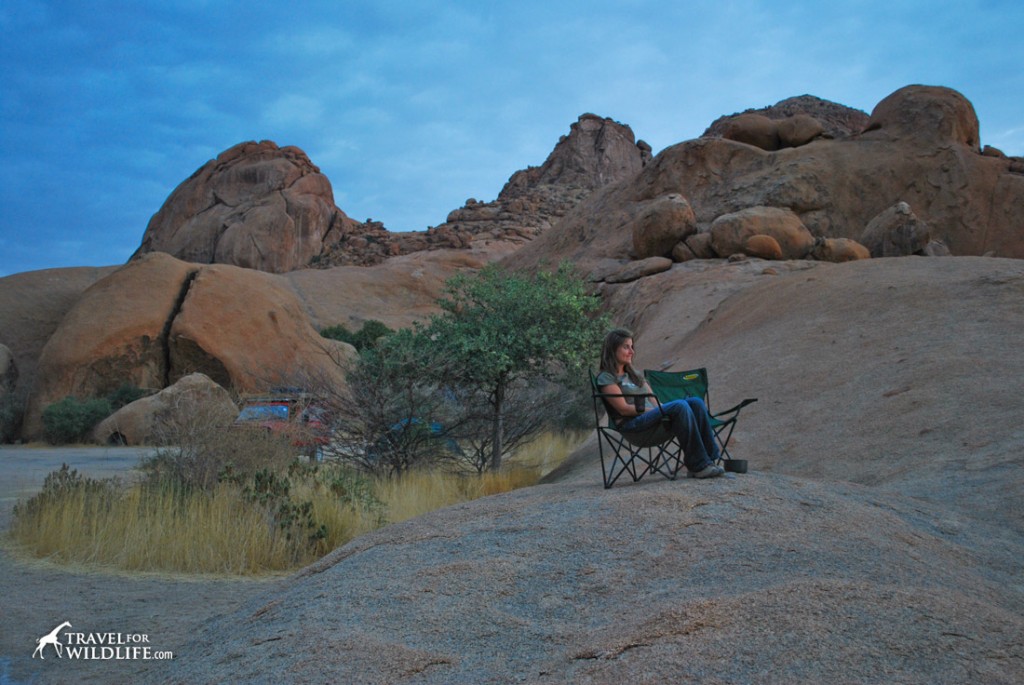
714, 418, 737, 462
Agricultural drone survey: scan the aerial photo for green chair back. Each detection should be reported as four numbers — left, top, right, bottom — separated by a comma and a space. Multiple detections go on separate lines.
645, 368, 709, 404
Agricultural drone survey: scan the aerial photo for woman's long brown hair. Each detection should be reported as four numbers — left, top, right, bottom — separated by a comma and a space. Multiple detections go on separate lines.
600, 327, 642, 386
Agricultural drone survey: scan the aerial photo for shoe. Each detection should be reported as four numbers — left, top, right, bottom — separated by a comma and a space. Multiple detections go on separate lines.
689, 463, 725, 479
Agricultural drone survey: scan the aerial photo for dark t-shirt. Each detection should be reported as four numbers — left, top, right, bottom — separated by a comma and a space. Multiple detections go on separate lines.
596, 370, 651, 422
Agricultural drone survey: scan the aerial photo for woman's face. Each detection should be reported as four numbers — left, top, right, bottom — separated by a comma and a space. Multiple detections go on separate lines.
615, 338, 635, 369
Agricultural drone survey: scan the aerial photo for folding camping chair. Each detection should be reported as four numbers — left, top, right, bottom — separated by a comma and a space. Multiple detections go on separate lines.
590, 371, 683, 488
644, 368, 757, 464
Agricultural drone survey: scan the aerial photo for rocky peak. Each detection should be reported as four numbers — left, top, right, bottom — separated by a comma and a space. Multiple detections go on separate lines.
508, 112, 652, 190
133, 140, 362, 273
703, 94, 870, 141
314, 114, 652, 267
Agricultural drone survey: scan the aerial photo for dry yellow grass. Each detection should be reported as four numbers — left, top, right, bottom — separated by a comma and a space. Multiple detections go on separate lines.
8, 431, 586, 575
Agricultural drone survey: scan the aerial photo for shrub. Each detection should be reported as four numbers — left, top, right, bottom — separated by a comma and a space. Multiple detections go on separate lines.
320, 324, 355, 346
144, 396, 295, 492
106, 383, 149, 409
321, 320, 392, 351
41, 396, 113, 444
0, 391, 23, 443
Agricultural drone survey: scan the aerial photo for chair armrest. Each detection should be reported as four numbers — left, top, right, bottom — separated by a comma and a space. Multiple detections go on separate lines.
711, 397, 758, 419
593, 390, 661, 405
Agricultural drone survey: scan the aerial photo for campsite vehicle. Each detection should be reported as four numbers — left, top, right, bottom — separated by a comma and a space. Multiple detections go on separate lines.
365, 417, 464, 465
233, 394, 332, 458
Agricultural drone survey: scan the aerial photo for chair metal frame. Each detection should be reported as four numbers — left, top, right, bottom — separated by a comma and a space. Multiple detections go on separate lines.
590, 372, 683, 488
643, 367, 757, 463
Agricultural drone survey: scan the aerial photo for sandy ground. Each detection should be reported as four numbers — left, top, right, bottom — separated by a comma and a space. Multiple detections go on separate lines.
0, 445, 279, 685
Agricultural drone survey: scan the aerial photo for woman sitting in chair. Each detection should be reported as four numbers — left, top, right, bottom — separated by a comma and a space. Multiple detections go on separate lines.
597, 327, 724, 479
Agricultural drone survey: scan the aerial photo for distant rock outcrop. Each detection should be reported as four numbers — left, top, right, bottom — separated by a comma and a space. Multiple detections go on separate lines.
704, 93, 871, 142
311, 113, 653, 268
134, 141, 363, 273
505, 85, 1024, 277
135, 116, 650, 272
445, 113, 651, 241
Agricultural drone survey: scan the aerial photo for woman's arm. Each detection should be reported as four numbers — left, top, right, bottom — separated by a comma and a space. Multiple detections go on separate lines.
599, 383, 640, 417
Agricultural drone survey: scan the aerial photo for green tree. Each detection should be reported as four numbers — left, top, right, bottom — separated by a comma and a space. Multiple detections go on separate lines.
425, 263, 607, 471
333, 327, 456, 476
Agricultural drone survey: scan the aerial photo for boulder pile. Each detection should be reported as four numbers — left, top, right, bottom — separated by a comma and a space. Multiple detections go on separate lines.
505, 85, 1023, 282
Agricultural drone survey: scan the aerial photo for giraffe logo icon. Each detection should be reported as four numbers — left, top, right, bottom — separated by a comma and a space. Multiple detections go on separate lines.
32, 621, 72, 659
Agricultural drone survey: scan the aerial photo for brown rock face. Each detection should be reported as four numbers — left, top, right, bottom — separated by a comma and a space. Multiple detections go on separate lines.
134, 141, 361, 273
628, 194, 697, 259
26, 253, 197, 437
92, 372, 237, 446
704, 94, 870, 141
744, 234, 784, 260
865, 84, 980, 150
860, 202, 933, 257
776, 113, 825, 148
809, 237, 871, 263
710, 207, 814, 260
23, 253, 348, 439
166, 263, 349, 392
719, 113, 781, 151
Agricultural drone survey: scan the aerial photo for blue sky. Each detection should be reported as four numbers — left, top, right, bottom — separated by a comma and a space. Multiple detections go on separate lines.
1, 0, 1021, 277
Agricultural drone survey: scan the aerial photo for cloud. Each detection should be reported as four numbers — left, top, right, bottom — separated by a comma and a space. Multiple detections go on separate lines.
262, 94, 327, 130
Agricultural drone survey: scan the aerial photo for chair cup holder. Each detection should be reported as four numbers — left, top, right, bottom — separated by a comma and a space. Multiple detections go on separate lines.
723, 459, 748, 474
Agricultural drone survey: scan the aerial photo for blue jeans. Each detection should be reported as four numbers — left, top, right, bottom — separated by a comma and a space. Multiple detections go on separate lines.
619, 397, 720, 473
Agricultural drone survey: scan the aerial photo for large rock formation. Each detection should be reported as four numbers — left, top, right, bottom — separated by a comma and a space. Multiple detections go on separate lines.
0, 266, 118, 415
133, 141, 363, 273
312, 113, 653, 267
15, 242, 509, 441
23, 253, 350, 438
504, 85, 1024, 277
704, 93, 871, 142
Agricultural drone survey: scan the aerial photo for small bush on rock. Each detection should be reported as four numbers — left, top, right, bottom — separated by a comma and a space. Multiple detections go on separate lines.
106, 383, 150, 409
41, 396, 113, 444
321, 320, 392, 351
